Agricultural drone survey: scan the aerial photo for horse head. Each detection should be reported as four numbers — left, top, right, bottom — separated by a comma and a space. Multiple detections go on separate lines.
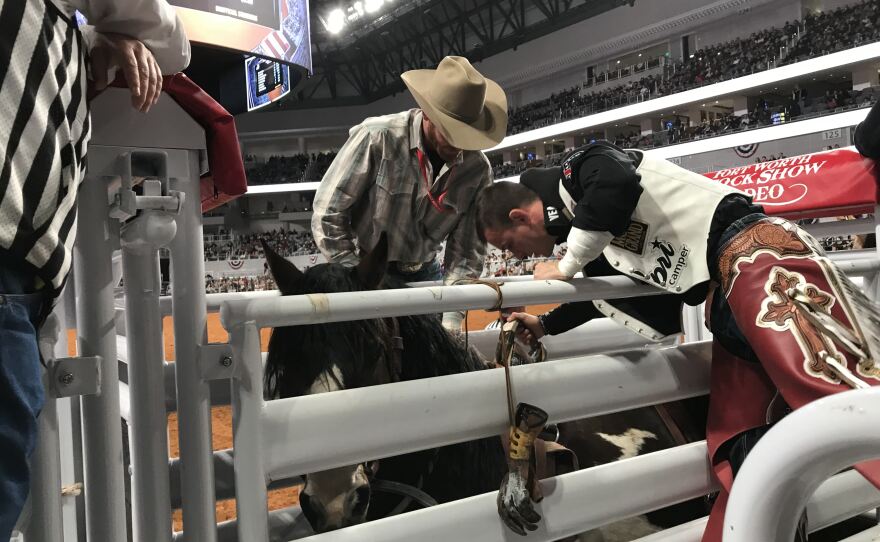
261, 236, 397, 532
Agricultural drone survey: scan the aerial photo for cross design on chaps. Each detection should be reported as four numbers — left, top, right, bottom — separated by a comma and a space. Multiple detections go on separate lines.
758, 267, 842, 384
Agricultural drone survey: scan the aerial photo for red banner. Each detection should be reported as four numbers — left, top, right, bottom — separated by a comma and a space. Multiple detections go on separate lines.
703, 148, 879, 219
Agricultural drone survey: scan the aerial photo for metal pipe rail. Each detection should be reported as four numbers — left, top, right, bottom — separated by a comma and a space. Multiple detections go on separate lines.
294, 442, 716, 542
120, 211, 176, 542
229, 338, 711, 541
724, 387, 880, 542
260, 341, 710, 480
297, 462, 880, 542
154, 257, 874, 318
221, 275, 666, 330
633, 469, 880, 541
803, 217, 876, 239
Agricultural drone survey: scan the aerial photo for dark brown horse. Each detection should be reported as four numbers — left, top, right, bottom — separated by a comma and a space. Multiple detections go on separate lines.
260, 238, 709, 537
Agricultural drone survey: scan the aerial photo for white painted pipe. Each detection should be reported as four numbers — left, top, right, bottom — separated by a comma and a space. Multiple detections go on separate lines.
220, 276, 666, 330
836, 259, 880, 276
295, 442, 716, 542
154, 257, 872, 318
633, 469, 880, 542
260, 342, 711, 480
724, 388, 880, 542
804, 218, 876, 238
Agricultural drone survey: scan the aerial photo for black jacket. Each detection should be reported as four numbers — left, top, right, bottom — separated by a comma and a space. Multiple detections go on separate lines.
521, 142, 761, 337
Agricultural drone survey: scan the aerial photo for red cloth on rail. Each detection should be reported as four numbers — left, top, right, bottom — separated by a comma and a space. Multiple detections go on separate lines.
96, 74, 248, 213
160, 74, 248, 212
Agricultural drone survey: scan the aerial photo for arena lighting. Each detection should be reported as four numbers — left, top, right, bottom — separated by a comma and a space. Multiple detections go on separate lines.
487, 41, 880, 152
364, 0, 384, 13
325, 8, 346, 33
246, 182, 321, 194
493, 109, 870, 183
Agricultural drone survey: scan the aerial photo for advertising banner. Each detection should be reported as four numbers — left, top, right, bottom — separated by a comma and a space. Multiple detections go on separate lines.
704, 147, 879, 218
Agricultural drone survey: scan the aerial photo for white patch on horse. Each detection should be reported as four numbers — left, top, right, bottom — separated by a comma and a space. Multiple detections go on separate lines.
596, 429, 658, 460
309, 364, 344, 394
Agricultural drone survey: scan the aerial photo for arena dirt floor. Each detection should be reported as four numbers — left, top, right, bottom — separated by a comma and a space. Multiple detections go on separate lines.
65, 304, 557, 532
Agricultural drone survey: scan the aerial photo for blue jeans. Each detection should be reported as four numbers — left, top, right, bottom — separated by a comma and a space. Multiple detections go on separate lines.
0, 266, 50, 540
708, 213, 767, 364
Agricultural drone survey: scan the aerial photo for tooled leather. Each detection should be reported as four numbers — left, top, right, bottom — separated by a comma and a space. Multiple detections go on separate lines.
718, 220, 812, 295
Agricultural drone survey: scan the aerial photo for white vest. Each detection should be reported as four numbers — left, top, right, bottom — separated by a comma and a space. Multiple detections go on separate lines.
559, 151, 744, 339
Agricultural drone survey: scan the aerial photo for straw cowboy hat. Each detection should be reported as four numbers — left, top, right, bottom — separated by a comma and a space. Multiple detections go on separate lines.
402, 56, 508, 151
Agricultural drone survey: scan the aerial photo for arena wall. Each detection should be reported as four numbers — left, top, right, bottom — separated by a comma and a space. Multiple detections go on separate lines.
676, 125, 853, 172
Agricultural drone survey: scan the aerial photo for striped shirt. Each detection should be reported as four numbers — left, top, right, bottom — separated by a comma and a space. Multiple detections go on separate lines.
312, 109, 492, 284
0, 0, 188, 294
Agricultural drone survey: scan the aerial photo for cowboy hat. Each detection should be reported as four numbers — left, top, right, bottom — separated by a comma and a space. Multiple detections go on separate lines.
401, 56, 508, 151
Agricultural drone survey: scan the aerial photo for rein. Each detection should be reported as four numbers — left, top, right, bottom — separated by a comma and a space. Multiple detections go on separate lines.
366, 316, 439, 515
365, 280, 536, 516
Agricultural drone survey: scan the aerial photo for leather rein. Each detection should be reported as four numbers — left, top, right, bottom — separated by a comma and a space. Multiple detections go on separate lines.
364, 316, 439, 514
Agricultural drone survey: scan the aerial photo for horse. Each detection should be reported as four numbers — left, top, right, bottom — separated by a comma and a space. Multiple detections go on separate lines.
260, 238, 709, 537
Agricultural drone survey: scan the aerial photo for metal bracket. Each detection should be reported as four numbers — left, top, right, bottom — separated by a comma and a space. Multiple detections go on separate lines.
198, 344, 236, 381
109, 151, 182, 221
50, 356, 102, 398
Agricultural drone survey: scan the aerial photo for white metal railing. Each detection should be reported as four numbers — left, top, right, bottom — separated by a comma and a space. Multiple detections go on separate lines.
43, 89, 880, 542
724, 387, 880, 541
633, 470, 880, 542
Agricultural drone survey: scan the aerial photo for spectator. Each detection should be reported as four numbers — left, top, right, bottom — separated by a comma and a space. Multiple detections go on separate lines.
0, 1, 189, 538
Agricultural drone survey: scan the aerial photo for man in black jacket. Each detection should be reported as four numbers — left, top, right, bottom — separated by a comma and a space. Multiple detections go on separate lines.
856, 99, 880, 159
478, 142, 880, 541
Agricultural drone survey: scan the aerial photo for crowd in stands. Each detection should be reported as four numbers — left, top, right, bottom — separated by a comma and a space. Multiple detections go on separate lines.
784, 1, 880, 64
205, 275, 276, 293
504, 0, 879, 138
242, 2, 880, 189
494, 86, 878, 178
203, 229, 318, 261
244, 152, 338, 186
483, 246, 568, 277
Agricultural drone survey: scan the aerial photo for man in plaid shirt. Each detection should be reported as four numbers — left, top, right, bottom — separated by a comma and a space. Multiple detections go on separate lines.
312, 56, 508, 330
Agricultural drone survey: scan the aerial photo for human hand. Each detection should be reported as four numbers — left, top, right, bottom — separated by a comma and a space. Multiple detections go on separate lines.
506, 312, 544, 347
534, 261, 568, 281
90, 33, 162, 112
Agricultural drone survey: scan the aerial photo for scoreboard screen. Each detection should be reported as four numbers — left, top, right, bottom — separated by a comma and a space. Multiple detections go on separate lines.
245, 56, 291, 111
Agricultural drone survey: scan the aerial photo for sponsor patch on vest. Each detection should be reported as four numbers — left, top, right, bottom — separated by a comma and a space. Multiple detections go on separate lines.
631, 238, 690, 288
610, 220, 648, 254
562, 150, 585, 181
546, 206, 560, 221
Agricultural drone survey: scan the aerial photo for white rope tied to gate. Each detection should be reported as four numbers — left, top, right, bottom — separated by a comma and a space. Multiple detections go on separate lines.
61, 483, 82, 497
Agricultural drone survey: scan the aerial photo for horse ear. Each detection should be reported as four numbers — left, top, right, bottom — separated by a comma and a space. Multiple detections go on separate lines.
356, 233, 388, 290
261, 239, 304, 295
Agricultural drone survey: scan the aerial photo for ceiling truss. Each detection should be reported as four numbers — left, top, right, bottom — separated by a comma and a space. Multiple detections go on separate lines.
284, 0, 630, 109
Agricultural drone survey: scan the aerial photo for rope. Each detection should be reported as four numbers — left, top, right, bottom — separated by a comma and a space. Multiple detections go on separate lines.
61, 483, 82, 497
451, 278, 505, 311
451, 278, 506, 351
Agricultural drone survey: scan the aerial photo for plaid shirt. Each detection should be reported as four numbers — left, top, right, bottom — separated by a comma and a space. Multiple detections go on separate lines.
312, 109, 491, 284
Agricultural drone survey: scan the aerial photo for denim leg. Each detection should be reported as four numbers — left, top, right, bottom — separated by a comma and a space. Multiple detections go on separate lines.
0, 295, 44, 540
0, 264, 49, 541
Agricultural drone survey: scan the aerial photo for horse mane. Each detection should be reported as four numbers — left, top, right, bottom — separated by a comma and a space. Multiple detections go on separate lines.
264, 265, 489, 395
263, 262, 506, 507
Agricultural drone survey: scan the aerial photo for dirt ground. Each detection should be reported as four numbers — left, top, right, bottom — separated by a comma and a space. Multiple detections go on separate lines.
70, 304, 555, 532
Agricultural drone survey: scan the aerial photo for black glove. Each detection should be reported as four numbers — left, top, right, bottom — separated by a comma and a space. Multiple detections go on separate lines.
497, 403, 549, 535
